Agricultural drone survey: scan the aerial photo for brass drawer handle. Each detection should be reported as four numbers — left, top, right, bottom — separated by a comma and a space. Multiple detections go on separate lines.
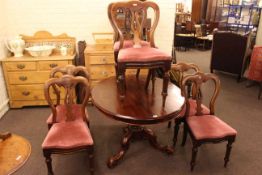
22, 91, 30, 96
17, 64, 25, 69
102, 71, 108, 77
49, 63, 58, 68
101, 57, 107, 63
19, 76, 27, 81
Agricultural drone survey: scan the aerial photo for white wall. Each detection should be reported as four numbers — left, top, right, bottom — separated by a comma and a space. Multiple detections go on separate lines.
4, 0, 175, 54
0, 0, 10, 118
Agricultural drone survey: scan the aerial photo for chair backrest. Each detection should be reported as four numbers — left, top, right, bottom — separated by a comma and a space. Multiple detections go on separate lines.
50, 65, 89, 78
108, 0, 159, 49
44, 75, 90, 122
50, 65, 90, 104
170, 62, 200, 87
181, 72, 220, 116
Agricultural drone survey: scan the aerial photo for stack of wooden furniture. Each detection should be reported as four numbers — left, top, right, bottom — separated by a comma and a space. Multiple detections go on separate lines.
1, 31, 75, 108
84, 33, 115, 87
84, 32, 146, 87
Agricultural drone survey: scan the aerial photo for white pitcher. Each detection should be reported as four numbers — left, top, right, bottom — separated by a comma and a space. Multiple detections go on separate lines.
6, 36, 25, 57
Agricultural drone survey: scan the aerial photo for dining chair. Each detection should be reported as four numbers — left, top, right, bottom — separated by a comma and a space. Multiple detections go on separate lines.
46, 65, 90, 129
109, 0, 172, 106
42, 75, 94, 175
168, 63, 210, 146
108, 1, 151, 78
181, 72, 237, 171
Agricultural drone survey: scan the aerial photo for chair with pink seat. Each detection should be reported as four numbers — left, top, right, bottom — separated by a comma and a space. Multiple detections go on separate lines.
181, 72, 237, 171
168, 63, 211, 146
108, 1, 172, 106
42, 75, 94, 175
108, 2, 151, 78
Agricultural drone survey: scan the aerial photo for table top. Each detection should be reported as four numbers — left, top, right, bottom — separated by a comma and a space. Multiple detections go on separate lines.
0, 134, 31, 175
91, 76, 185, 125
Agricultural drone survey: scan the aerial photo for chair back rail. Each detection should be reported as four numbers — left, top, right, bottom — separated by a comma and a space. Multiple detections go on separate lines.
181, 72, 220, 116
109, 0, 159, 49
44, 75, 90, 123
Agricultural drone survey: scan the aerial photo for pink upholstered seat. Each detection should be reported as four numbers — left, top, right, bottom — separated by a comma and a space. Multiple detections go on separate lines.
46, 104, 88, 124
118, 47, 171, 62
186, 115, 237, 140
113, 40, 150, 51
179, 99, 210, 117
42, 121, 93, 149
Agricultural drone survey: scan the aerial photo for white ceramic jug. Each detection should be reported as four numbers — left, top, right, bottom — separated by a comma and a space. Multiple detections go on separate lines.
6, 36, 25, 57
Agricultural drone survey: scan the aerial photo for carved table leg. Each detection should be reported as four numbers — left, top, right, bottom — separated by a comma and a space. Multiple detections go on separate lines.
107, 128, 133, 168
0, 132, 11, 140
107, 125, 174, 168
144, 128, 174, 154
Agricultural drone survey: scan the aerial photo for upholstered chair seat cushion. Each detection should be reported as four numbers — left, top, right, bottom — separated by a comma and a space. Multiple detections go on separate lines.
179, 99, 210, 117
186, 115, 237, 140
46, 104, 88, 124
118, 47, 172, 62
42, 121, 93, 149
113, 40, 150, 51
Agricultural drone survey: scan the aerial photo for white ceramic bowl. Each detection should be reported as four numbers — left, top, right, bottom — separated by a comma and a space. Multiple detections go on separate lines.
25, 45, 55, 57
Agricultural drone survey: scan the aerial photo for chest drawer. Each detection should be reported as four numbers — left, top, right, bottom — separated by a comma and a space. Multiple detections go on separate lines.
38, 60, 70, 70
10, 84, 46, 100
7, 71, 50, 84
95, 44, 113, 51
10, 84, 66, 101
4, 62, 37, 71
89, 65, 115, 80
88, 54, 114, 65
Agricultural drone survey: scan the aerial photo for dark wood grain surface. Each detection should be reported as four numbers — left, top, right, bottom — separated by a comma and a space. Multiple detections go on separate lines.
92, 76, 185, 125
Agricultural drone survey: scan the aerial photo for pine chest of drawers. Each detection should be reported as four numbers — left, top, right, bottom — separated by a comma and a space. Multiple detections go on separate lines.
1, 56, 74, 108
84, 45, 149, 87
84, 45, 115, 87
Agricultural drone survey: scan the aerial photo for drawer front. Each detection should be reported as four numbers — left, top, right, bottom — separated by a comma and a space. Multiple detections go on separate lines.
4, 62, 37, 71
10, 84, 46, 100
94, 44, 113, 51
38, 60, 70, 70
7, 71, 50, 84
89, 54, 114, 65
89, 65, 115, 80
10, 85, 66, 101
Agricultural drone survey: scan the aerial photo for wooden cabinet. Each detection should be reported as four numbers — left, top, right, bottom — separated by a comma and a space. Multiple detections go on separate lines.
84, 45, 149, 87
1, 56, 74, 108
84, 45, 115, 87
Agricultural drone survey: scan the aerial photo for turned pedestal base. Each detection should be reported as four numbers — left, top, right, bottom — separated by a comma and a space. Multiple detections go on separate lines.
107, 125, 174, 168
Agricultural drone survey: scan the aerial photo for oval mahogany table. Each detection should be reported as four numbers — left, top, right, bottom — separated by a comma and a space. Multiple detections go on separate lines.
92, 76, 185, 168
